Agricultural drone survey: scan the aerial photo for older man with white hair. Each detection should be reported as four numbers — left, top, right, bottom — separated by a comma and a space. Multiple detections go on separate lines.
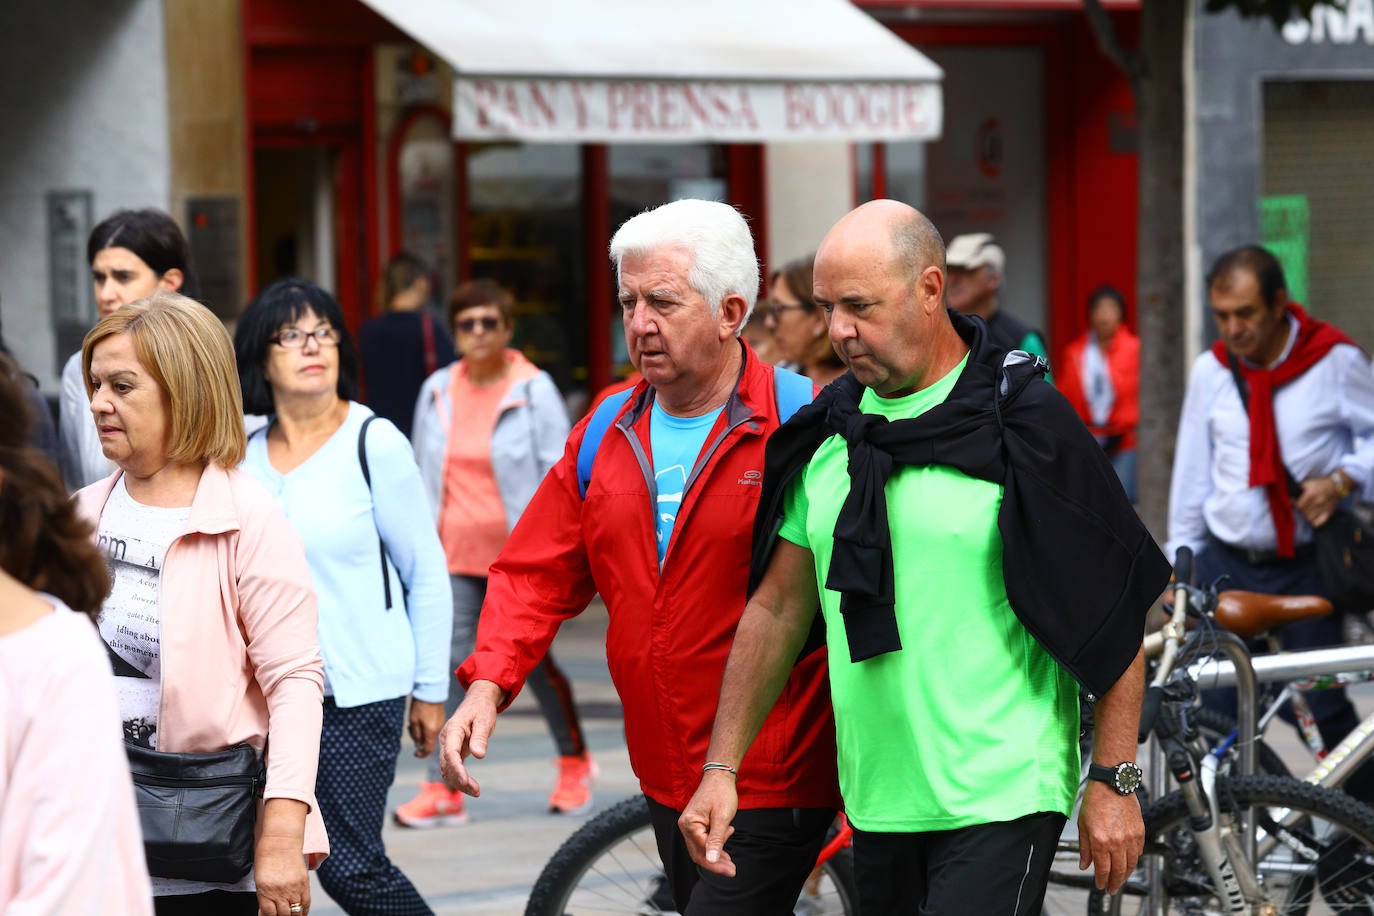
438, 199, 840, 914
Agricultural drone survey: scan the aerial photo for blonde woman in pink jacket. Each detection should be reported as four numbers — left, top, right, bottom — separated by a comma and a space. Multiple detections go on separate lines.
73, 292, 327, 916
0, 355, 152, 915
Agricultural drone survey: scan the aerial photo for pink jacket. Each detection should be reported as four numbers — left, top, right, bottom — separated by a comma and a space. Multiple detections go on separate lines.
76, 465, 329, 864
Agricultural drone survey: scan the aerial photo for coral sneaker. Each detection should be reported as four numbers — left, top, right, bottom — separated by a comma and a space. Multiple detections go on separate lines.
394, 781, 468, 828
548, 752, 597, 815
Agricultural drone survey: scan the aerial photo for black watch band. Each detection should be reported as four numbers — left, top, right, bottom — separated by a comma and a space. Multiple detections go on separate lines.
1088, 762, 1143, 795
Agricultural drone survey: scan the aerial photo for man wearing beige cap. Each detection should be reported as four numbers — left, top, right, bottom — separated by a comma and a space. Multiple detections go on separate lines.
944, 232, 1050, 365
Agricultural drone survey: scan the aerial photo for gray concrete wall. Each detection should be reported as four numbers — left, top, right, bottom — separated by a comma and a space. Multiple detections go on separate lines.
1194, 1, 1374, 349
0, 0, 170, 391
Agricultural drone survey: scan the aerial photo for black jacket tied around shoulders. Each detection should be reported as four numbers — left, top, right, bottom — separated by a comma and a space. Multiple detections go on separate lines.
751, 310, 1169, 699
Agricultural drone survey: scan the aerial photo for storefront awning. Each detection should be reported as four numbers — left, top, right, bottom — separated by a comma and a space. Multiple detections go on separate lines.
359, 0, 943, 143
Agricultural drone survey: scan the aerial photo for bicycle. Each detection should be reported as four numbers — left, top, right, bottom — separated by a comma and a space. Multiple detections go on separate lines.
524, 795, 858, 915
1087, 546, 1374, 914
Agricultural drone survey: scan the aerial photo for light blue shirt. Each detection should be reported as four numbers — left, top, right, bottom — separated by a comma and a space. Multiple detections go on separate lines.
240, 402, 453, 707
649, 402, 722, 566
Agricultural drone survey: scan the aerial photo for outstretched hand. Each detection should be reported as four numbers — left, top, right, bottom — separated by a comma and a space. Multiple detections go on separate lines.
677, 772, 740, 877
438, 680, 504, 796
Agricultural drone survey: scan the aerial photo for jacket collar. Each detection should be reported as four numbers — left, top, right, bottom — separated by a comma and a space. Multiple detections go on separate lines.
84, 463, 242, 538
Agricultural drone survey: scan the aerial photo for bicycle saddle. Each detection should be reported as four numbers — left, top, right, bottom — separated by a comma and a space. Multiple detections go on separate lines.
1214, 589, 1333, 638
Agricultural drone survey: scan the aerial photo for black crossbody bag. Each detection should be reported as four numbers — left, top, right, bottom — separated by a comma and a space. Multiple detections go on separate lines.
1227, 354, 1374, 609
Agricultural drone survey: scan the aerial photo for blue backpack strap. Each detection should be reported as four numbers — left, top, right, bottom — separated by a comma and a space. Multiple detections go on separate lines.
771, 365, 814, 421
577, 387, 634, 498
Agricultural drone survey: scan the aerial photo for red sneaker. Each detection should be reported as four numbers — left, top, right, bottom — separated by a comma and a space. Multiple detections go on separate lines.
548, 752, 598, 815
394, 781, 468, 828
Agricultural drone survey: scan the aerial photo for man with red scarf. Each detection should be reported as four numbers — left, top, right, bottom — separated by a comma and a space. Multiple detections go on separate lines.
1167, 244, 1374, 794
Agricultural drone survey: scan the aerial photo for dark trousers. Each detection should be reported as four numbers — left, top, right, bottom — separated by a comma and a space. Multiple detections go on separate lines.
316, 697, 433, 915
645, 795, 835, 915
154, 891, 257, 915
852, 811, 1068, 915
1196, 541, 1374, 799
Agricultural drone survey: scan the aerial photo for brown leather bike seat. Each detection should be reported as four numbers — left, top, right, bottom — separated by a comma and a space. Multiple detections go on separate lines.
1214, 590, 1333, 639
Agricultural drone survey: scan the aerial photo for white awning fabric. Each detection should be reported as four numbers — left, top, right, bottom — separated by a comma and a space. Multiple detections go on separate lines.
360, 0, 943, 143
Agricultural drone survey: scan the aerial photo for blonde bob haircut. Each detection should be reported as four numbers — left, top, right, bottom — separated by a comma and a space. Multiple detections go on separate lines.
82, 291, 247, 469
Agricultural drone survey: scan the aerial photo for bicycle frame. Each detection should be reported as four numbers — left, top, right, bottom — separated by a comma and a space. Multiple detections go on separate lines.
1187, 642, 1374, 793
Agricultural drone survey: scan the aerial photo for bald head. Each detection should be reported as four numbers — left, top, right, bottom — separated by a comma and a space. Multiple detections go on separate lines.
813, 201, 964, 398
817, 199, 945, 285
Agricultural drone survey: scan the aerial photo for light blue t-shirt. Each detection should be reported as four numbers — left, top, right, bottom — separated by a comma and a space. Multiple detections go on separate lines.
649, 401, 722, 565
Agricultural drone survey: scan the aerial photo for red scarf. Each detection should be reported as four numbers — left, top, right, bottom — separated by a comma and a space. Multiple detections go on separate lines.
1211, 303, 1357, 557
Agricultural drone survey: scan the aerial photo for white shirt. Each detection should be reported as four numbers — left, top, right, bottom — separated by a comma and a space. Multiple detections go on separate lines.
1166, 315, 1374, 560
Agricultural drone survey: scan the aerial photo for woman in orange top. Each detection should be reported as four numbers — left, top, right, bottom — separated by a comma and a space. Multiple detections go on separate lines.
1059, 285, 1140, 502
402, 280, 594, 826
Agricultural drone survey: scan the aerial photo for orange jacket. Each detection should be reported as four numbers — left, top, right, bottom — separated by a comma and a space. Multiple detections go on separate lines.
1059, 327, 1140, 451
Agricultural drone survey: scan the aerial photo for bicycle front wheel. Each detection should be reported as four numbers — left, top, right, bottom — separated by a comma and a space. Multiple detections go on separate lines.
1099, 774, 1374, 915
524, 795, 859, 915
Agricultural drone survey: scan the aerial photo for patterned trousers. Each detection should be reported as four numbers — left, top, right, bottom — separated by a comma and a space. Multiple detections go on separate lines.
317, 696, 433, 915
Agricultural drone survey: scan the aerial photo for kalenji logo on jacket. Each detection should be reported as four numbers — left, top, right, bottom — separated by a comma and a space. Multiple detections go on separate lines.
738, 469, 763, 487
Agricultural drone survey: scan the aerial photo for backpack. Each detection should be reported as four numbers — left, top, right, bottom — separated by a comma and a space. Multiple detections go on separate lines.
577, 365, 814, 498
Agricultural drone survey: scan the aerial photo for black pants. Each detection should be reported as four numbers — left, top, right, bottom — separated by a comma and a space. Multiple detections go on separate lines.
852, 811, 1068, 915
645, 795, 835, 915
154, 891, 257, 915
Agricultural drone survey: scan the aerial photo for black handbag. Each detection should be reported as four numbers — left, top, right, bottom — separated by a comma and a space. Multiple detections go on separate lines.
1227, 354, 1374, 609
125, 740, 265, 883
1313, 501, 1374, 610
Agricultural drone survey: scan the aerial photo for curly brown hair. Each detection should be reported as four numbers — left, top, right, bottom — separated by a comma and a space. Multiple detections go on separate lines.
0, 355, 109, 620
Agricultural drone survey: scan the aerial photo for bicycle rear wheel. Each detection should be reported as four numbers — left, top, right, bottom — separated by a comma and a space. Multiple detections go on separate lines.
524, 795, 859, 915
1097, 774, 1374, 914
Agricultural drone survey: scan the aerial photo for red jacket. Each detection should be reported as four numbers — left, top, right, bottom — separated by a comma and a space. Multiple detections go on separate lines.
1059, 326, 1140, 451
458, 345, 840, 811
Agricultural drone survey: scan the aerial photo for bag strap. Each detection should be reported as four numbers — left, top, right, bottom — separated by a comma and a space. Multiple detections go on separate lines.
1225, 352, 1303, 500
358, 415, 393, 609
577, 387, 634, 498
771, 365, 813, 423
577, 366, 815, 500
421, 312, 438, 376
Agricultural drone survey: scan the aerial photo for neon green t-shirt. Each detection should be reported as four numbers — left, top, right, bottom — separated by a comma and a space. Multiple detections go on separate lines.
779, 355, 1078, 832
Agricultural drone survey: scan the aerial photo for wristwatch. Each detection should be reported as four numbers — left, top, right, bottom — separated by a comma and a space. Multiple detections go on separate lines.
1088, 761, 1143, 795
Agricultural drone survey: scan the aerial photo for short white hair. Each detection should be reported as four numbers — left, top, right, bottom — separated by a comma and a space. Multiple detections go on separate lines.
608, 199, 759, 335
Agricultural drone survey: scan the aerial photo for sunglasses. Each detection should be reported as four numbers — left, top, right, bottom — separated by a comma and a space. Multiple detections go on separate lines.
456, 316, 502, 334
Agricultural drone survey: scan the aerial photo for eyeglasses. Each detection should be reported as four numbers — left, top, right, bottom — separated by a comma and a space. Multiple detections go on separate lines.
271, 327, 341, 348
456, 316, 502, 334
765, 299, 811, 319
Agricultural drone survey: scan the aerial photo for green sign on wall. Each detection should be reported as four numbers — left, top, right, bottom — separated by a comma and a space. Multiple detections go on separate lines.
1260, 195, 1309, 305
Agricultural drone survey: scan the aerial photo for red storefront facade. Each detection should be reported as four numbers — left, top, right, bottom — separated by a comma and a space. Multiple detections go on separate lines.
243, 0, 1139, 401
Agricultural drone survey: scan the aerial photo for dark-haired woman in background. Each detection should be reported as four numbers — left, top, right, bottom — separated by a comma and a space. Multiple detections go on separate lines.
0, 354, 152, 914
236, 279, 451, 915
1058, 284, 1140, 502
59, 208, 192, 491
763, 253, 846, 386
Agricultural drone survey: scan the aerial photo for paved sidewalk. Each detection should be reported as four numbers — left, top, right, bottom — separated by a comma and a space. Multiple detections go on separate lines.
311, 600, 639, 916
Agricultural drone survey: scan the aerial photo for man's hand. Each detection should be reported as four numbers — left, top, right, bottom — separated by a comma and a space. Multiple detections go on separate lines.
677, 771, 740, 877
1297, 473, 1344, 528
438, 680, 505, 796
408, 698, 446, 758
1077, 782, 1144, 895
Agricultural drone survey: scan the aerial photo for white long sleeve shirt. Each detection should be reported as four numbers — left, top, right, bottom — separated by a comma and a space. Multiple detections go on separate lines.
1166, 316, 1374, 561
